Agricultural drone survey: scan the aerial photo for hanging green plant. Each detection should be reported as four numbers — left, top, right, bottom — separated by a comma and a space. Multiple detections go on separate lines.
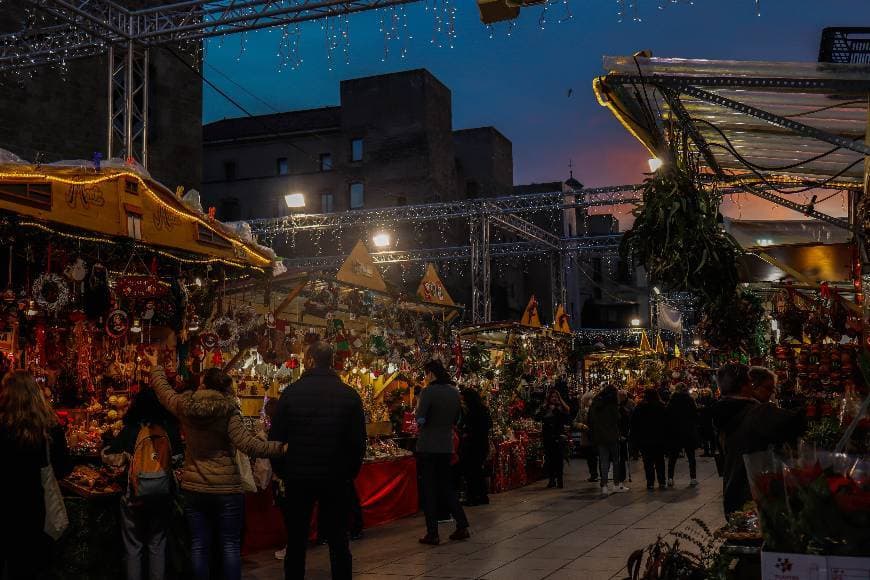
698, 289, 768, 356
620, 163, 742, 307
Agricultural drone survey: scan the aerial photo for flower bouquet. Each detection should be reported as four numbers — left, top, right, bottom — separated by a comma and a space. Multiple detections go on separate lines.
745, 447, 870, 557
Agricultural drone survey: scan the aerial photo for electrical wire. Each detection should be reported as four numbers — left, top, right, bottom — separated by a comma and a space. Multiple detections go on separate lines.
204, 61, 282, 114
783, 99, 866, 119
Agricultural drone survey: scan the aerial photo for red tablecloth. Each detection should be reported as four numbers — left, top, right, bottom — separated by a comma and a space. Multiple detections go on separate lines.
242, 455, 418, 553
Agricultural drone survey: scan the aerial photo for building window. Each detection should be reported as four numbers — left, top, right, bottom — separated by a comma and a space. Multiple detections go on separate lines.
276, 157, 288, 175
320, 193, 334, 213
196, 223, 233, 249
125, 206, 143, 240
320, 153, 333, 172
349, 182, 364, 209
351, 138, 363, 162
0, 182, 51, 210
224, 161, 236, 181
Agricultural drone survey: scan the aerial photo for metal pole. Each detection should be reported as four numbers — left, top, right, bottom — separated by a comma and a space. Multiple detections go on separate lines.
107, 45, 114, 159
125, 40, 134, 160
141, 47, 149, 169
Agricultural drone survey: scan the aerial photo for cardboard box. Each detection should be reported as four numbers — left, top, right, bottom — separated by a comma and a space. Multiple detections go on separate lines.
827, 557, 870, 580
762, 552, 827, 580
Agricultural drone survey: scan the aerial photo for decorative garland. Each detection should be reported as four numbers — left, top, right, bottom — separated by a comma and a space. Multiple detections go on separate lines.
210, 316, 239, 349
32, 273, 71, 313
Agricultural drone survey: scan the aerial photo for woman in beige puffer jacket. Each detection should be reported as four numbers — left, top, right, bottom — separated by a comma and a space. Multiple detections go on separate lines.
151, 367, 285, 580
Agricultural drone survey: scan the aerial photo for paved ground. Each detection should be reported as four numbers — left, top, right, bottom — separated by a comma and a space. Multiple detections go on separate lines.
243, 456, 725, 579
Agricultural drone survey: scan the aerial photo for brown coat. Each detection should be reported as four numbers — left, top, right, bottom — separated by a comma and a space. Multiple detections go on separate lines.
151, 369, 283, 494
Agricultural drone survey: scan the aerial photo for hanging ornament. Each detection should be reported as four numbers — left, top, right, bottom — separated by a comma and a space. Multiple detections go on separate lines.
106, 309, 130, 337
234, 304, 258, 332
32, 273, 70, 314
200, 332, 219, 351
116, 275, 168, 300
188, 314, 201, 332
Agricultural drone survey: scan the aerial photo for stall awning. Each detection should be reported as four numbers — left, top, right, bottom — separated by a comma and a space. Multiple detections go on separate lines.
595, 55, 870, 187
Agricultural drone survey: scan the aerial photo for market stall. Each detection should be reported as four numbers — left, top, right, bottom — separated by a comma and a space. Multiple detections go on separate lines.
0, 155, 276, 577
458, 298, 577, 492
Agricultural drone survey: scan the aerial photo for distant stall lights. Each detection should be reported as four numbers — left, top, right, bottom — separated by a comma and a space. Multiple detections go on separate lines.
756, 238, 774, 247
284, 193, 306, 208
648, 157, 663, 172
372, 232, 392, 248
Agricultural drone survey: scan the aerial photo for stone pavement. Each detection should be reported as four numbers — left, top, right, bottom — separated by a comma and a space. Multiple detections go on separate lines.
243, 456, 725, 579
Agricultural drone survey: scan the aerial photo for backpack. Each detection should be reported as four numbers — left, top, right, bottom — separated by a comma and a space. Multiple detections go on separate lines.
129, 424, 174, 501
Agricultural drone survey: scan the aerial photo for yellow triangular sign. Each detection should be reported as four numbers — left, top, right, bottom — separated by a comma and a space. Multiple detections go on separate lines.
417, 264, 455, 306
639, 330, 652, 352
336, 241, 387, 293
554, 304, 571, 333
655, 333, 665, 354
520, 295, 541, 327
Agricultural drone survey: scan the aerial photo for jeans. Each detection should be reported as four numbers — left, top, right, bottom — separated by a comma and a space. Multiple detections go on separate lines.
668, 446, 697, 480
283, 479, 353, 580
182, 491, 245, 580
642, 451, 666, 487
597, 443, 619, 486
543, 437, 564, 484
614, 440, 629, 484
419, 453, 469, 536
120, 496, 171, 580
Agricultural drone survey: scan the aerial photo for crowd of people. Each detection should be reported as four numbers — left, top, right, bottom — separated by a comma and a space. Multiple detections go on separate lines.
0, 344, 808, 580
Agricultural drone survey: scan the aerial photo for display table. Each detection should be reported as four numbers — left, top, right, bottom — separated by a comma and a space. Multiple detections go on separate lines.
243, 455, 419, 553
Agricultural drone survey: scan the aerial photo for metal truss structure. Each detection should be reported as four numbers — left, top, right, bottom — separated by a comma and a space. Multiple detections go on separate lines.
1, 0, 422, 164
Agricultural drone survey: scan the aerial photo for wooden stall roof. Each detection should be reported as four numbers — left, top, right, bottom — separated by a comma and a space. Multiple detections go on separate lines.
0, 162, 273, 269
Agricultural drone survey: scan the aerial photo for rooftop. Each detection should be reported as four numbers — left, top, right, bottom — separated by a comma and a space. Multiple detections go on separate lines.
203, 106, 341, 143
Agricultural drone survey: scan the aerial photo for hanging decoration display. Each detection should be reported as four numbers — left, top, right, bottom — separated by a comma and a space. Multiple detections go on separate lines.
211, 316, 240, 349
105, 309, 130, 338
32, 273, 71, 314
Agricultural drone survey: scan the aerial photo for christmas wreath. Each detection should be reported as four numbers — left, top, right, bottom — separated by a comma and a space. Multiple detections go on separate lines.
211, 316, 239, 349
32, 273, 71, 313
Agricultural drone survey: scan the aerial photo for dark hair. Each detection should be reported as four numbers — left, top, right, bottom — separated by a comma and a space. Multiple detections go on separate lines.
749, 366, 776, 387
202, 367, 233, 394
306, 341, 335, 369
424, 359, 453, 384
124, 388, 173, 428
717, 363, 750, 396
595, 384, 618, 405
460, 387, 486, 414
643, 388, 661, 404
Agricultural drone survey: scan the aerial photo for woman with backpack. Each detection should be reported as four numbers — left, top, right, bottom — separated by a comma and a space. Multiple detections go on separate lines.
150, 367, 287, 580
0, 371, 73, 580
104, 387, 184, 580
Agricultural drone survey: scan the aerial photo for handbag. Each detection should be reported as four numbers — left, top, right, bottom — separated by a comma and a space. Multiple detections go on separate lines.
42, 440, 69, 540
235, 449, 257, 493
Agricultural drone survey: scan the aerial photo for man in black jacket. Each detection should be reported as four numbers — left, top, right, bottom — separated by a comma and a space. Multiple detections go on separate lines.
269, 341, 367, 580
712, 363, 805, 516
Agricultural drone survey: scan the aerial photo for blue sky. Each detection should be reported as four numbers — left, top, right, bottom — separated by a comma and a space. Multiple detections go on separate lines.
204, 0, 870, 218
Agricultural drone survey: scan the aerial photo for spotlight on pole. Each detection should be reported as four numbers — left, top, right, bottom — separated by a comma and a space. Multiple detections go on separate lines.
630, 317, 641, 327
648, 157, 664, 172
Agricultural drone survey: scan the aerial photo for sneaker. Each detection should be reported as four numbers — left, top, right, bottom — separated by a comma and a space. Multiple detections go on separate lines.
689, 479, 699, 487
587, 476, 599, 483
274, 547, 286, 560
600, 486, 611, 497
667, 479, 674, 488
606, 483, 615, 494
438, 517, 454, 524
419, 534, 441, 546
449, 527, 471, 541
614, 484, 630, 493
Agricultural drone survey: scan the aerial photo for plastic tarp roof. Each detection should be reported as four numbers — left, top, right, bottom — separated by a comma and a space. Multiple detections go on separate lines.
597, 56, 870, 186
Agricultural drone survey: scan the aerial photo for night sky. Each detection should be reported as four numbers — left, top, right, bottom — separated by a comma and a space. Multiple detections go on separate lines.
204, 0, 870, 224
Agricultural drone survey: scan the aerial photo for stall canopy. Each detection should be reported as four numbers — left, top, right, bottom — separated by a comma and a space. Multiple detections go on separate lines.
594, 55, 870, 189
0, 160, 273, 270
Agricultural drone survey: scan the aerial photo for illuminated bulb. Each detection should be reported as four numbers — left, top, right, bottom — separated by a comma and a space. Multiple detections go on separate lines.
630, 318, 641, 327
284, 193, 305, 208
25, 300, 38, 317
372, 232, 391, 248
693, 338, 701, 346
648, 157, 663, 172
130, 319, 142, 334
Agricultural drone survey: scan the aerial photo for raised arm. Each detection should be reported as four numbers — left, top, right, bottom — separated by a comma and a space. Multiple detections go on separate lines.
228, 413, 285, 458
150, 368, 186, 417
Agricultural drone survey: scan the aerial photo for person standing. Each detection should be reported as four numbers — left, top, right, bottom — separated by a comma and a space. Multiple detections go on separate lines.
151, 367, 286, 580
696, 388, 716, 457
749, 366, 777, 404
104, 387, 184, 580
588, 385, 627, 495
614, 390, 634, 486
268, 342, 367, 580
539, 388, 570, 489
459, 388, 491, 506
665, 383, 699, 487
575, 389, 599, 482
0, 371, 73, 580
631, 388, 668, 490
712, 364, 805, 516
416, 360, 470, 546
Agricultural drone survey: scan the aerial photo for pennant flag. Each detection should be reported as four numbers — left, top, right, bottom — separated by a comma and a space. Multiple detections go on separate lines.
520, 295, 541, 327
554, 304, 571, 333
655, 332, 665, 354
639, 330, 652, 352
416, 263, 455, 306
336, 241, 387, 292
